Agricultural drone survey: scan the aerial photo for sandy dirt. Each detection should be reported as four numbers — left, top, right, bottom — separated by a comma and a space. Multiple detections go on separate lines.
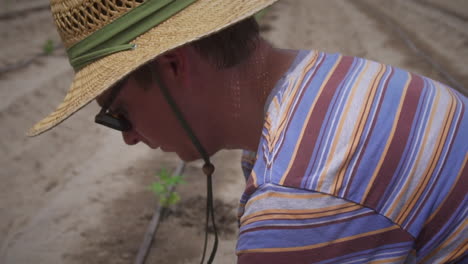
1, 0, 467, 263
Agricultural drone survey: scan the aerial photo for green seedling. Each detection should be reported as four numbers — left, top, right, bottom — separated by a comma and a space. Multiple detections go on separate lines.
43, 39, 55, 55
149, 168, 185, 207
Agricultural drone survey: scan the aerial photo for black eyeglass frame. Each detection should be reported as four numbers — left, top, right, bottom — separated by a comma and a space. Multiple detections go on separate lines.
94, 79, 132, 132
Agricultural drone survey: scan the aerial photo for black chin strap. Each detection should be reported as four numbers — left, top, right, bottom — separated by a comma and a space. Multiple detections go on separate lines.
201, 163, 218, 264
152, 70, 218, 264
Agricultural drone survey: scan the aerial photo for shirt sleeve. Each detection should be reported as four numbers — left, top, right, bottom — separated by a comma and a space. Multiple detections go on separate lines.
241, 150, 257, 182
236, 183, 415, 264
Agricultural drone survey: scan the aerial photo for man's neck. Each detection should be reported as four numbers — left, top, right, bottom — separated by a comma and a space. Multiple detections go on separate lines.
212, 40, 298, 151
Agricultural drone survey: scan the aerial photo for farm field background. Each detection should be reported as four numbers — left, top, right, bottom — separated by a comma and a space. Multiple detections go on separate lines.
1, 0, 467, 263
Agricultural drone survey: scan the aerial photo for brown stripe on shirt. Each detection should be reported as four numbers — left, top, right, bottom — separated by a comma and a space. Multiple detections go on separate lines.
363, 73, 424, 209
415, 157, 468, 250
283, 56, 354, 188
237, 226, 413, 263
343, 67, 395, 198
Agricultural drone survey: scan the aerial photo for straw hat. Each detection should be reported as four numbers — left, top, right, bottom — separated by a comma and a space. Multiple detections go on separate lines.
28, 0, 278, 136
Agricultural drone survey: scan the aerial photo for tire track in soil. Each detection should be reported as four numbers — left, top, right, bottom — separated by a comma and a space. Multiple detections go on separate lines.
415, 0, 468, 22
263, 0, 421, 66
264, 0, 467, 95
0, 5, 50, 20
0, 0, 49, 17
352, 0, 468, 95
0, 8, 62, 70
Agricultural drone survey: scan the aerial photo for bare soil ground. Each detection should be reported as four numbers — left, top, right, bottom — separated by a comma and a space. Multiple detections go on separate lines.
1, 0, 467, 263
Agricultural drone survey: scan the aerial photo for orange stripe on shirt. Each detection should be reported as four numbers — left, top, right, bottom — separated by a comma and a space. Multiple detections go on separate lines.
244, 191, 326, 209
237, 225, 400, 254
280, 55, 344, 185
361, 72, 412, 204
396, 85, 457, 223
390, 87, 443, 222
424, 153, 468, 225
241, 204, 362, 226
316, 61, 373, 191
333, 63, 386, 195
266, 52, 319, 153
421, 218, 468, 263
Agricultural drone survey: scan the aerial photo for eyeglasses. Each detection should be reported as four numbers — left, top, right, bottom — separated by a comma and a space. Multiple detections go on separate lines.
95, 79, 132, 132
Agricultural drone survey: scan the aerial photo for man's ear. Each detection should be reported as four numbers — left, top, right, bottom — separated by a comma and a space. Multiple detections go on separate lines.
156, 46, 194, 92
157, 47, 187, 80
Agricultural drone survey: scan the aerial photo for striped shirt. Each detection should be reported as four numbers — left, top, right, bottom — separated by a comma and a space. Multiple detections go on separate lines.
236, 50, 468, 263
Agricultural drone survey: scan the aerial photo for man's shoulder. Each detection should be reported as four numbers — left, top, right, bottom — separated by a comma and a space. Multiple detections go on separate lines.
253, 48, 468, 228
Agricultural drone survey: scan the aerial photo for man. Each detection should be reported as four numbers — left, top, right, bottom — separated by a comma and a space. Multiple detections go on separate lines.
30, 0, 467, 263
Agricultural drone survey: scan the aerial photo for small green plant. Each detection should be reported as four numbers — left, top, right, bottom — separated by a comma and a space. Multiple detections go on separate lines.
42, 39, 55, 55
149, 168, 185, 207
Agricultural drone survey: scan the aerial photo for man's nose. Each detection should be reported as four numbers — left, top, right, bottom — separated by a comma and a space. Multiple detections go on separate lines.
122, 130, 140, 145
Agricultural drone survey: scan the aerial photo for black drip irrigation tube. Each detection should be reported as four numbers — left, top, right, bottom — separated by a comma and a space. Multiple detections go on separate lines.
134, 161, 186, 264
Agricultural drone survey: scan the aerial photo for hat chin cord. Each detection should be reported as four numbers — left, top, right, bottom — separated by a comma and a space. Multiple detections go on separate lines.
151, 70, 218, 264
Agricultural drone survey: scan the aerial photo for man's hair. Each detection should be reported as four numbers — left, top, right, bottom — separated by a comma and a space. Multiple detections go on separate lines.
130, 17, 260, 89
192, 17, 260, 69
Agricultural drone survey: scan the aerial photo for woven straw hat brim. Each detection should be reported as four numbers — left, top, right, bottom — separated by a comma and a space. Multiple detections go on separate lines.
28, 0, 278, 136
